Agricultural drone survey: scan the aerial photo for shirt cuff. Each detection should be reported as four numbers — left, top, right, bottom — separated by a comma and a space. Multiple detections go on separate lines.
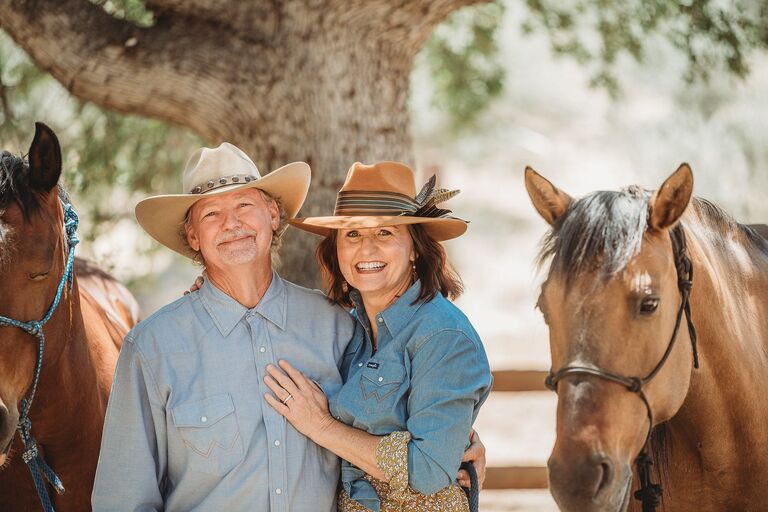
375, 430, 411, 501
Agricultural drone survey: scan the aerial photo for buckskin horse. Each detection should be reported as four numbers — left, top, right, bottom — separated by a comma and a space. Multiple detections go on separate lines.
0, 123, 140, 511
525, 164, 768, 512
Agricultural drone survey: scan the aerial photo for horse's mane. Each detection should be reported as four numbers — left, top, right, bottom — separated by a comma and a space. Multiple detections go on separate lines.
0, 150, 68, 218
0, 151, 41, 218
537, 188, 768, 285
536, 185, 650, 286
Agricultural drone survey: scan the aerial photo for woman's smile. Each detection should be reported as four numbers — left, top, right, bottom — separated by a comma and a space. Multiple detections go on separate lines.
355, 261, 387, 273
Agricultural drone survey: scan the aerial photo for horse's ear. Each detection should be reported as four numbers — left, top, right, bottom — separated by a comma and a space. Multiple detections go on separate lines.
524, 166, 572, 226
28, 122, 62, 193
648, 163, 694, 231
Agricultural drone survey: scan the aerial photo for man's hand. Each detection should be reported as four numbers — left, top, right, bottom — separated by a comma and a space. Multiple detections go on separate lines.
183, 273, 206, 295
457, 429, 486, 489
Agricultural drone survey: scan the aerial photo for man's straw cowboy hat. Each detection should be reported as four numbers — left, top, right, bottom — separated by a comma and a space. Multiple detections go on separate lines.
289, 161, 467, 241
135, 142, 310, 258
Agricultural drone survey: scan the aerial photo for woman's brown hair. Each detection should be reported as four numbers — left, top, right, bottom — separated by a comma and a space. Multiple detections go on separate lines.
316, 224, 463, 307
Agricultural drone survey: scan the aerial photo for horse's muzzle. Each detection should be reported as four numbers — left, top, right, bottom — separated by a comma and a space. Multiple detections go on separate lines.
548, 450, 632, 512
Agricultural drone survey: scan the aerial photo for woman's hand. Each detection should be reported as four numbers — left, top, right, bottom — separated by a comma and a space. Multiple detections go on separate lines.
264, 360, 335, 441
183, 272, 206, 295
457, 429, 487, 489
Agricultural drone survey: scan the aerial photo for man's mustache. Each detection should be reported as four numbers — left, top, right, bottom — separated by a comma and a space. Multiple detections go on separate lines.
215, 228, 258, 245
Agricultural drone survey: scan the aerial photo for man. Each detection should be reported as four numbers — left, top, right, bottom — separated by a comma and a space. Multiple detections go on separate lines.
92, 143, 484, 511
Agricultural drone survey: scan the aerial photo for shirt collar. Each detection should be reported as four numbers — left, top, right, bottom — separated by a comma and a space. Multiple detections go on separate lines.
199, 271, 287, 336
349, 280, 426, 338
253, 271, 287, 330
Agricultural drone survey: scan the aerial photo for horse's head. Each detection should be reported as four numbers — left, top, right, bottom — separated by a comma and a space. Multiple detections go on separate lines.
0, 123, 65, 465
526, 164, 696, 512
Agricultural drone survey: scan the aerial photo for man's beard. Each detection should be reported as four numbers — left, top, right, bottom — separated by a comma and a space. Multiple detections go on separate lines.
214, 228, 264, 265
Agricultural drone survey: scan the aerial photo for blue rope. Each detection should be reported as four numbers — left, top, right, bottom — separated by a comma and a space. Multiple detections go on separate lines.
0, 200, 78, 512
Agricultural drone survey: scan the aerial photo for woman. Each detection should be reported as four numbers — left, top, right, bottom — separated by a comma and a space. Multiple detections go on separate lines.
263, 161, 493, 511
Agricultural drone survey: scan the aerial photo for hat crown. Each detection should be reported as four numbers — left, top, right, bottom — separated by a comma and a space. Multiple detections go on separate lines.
341, 161, 416, 197
181, 142, 262, 193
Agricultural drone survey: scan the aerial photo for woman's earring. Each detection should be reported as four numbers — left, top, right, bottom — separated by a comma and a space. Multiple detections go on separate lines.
411, 261, 417, 281
342, 280, 349, 293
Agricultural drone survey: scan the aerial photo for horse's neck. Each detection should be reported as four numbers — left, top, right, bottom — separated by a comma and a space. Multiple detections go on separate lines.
666, 219, 768, 495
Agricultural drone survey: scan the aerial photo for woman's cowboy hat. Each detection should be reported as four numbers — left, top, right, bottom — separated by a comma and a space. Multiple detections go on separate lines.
289, 161, 467, 241
135, 142, 310, 258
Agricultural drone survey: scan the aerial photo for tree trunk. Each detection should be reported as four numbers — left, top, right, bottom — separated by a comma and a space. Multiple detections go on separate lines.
0, 0, 488, 287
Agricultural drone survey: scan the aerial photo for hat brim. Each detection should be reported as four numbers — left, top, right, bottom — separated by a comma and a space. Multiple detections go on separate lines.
288, 215, 467, 242
136, 162, 310, 259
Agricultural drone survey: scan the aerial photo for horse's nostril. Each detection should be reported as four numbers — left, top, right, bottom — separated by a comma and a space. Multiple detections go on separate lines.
592, 455, 614, 498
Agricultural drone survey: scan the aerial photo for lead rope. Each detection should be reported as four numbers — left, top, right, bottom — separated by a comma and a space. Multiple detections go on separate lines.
460, 462, 479, 512
0, 201, 78, 512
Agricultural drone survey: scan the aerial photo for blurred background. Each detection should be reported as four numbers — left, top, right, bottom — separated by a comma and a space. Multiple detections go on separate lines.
2, 1, 768, 509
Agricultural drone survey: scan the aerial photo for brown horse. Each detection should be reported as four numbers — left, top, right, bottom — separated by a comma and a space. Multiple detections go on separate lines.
525, 164, 768, 512
0, 123, 140, 511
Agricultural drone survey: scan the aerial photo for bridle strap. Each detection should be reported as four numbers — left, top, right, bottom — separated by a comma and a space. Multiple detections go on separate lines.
544, 224, 698, 512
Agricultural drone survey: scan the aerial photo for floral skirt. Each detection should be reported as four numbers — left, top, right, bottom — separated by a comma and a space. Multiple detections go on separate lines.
337, 478, 469, 512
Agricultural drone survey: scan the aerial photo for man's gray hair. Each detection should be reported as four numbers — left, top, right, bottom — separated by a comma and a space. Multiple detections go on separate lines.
180, 189, 288, 267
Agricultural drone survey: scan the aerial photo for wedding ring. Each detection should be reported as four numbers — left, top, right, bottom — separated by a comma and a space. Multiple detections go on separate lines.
281, 394, 293, 404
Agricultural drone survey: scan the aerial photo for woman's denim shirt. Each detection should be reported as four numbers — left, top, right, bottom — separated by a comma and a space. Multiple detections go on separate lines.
329, 281, 493, 512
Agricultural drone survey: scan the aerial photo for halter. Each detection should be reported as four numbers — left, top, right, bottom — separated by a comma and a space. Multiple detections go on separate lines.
0, 199, 79, 512
544, 225, 699, 512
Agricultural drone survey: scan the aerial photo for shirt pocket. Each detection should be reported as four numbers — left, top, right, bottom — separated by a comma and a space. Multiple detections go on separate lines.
359, 364, 407, 405
172, 393, 244, 476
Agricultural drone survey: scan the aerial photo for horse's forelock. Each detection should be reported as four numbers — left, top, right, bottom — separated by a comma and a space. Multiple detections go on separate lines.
0, 150, 44, 218
537, 188, 651, 286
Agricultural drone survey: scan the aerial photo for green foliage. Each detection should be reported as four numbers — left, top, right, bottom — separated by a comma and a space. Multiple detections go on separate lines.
88, 0, 154, 27
0, 31, 201, 247
421, 2, 506, 132
522, 0, 768, 96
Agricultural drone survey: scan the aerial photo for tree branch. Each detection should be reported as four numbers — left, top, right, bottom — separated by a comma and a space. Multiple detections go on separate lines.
0, 0, 278, 141
318, 0, 494, 55
143, 0, 282, 38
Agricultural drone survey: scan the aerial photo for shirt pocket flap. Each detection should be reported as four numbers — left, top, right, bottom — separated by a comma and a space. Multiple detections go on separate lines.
360, 365, 406, 402
172, 394, 235, 428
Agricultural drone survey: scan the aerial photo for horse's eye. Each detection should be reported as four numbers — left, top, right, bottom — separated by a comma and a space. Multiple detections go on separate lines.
27, 271, 49, 281
640, 297, 660, 315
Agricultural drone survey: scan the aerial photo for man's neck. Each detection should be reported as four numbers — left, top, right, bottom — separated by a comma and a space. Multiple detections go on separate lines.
207, 262, 273, 308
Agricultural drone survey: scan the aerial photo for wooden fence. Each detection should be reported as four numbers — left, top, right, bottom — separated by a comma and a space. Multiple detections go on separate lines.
484, 370, 549, 490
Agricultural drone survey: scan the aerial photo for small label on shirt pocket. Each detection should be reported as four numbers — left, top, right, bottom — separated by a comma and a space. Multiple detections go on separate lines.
360, 366, 406, 403
172, 393, 244, 476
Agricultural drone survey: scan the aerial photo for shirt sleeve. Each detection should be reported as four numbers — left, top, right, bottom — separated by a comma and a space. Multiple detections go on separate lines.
404, 330, 492, 495
92, 335, 168, 511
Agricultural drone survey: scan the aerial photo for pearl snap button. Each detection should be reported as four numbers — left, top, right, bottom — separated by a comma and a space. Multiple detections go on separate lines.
377, 317, 383, 323
274, 440, 281, 447
358, 362, 363, 367
201, 416, 208, 423
259, 347, 266, 353
276, 488, 282, 495
378, 377, 384, 382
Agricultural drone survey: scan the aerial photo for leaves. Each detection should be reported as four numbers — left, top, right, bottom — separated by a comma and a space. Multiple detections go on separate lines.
522, 0, 768, 97
419, 1, 506, 132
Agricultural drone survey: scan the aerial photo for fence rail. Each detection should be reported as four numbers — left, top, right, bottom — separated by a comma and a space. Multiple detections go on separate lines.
485, 369, 550, 490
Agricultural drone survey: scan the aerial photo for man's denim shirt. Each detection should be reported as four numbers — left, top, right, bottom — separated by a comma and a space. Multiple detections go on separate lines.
329, 281, 493, 512
92, 272, 354, 512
